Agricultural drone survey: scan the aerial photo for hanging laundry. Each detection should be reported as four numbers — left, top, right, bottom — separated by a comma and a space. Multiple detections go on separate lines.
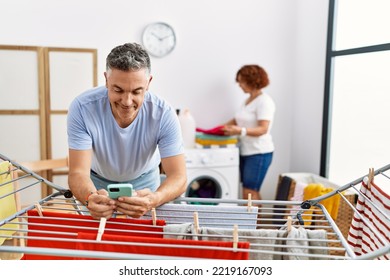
140, 203, 259, 229
163, 223, 193, 240
75, 232, 250, 260
23, 209, 166, 260
277, 227, 328, 260
347, 177, 390, 260
200, 227, 283, 260
200, 226, 328, 260
283, 226, 309, 260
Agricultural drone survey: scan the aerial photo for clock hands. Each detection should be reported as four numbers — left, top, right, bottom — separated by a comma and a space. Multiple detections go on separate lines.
151, 32, 162, 41
160, 34, 173, 40
151, 32, 173, 41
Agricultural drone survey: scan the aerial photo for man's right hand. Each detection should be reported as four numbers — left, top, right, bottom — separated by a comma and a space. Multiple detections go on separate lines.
86, 189, 116, 220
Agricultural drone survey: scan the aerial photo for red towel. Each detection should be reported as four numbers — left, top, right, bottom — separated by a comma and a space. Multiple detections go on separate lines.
75, 232, 250, 260
23, 210, 165, 260
196, 125, 225, 136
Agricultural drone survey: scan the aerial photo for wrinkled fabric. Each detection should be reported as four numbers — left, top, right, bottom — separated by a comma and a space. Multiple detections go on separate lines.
76, 232, 250, 260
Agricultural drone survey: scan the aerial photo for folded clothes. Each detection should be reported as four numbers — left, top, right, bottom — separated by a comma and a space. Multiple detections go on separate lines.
195, 132, 235, 140
195, 132, 238, 146
195, 138, 238, 146
196, 125, 225, 136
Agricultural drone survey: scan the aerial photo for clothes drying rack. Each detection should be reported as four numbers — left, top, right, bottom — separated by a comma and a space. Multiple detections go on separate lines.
0, 152, 389, 260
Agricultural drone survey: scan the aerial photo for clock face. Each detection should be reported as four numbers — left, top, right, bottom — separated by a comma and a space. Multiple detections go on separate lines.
142, 22, 176, 57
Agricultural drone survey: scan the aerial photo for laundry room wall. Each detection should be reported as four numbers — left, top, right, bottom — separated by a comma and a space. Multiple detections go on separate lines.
0, 0, 329, 200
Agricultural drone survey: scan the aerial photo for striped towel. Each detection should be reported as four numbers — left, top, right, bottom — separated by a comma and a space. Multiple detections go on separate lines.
347, 175, 390, 259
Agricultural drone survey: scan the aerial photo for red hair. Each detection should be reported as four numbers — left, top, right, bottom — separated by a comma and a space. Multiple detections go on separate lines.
236, 65, 269, 90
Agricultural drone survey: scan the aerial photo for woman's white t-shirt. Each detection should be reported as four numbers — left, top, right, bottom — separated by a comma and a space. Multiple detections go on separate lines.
234, 93, 275, 156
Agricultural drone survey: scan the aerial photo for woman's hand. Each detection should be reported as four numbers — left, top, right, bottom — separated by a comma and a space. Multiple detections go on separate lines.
222, 125, 241, 136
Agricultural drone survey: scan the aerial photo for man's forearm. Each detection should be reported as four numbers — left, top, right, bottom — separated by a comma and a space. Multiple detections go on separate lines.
68, 173, 97, 205
153, 174, 187, 207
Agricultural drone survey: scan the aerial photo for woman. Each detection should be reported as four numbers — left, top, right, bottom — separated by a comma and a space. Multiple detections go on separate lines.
222, 65, 275, 202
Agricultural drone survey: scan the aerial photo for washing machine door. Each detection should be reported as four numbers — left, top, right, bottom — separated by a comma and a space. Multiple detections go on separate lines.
185, 169, 229, 205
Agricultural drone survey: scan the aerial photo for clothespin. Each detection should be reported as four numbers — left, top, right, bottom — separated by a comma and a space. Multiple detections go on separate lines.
193, 212, 200, 234
151, 208, 157, 226
34, 203, 43, 217
367, 168, 374, 190
233, 224, 238, 251
287, 216, 292, 232
7, 162, 12, 175
8, 163, 16, 181
247, 193, 252, 212
96, 217, 107, 241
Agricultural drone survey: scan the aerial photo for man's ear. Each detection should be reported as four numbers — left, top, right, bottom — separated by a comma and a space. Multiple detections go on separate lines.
104, 72, 108, 87
146, 75, 153, 90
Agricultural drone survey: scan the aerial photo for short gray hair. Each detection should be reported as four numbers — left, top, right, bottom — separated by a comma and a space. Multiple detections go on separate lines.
106, 42, 151, 76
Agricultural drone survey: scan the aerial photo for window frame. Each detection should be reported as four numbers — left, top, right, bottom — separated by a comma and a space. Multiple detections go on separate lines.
320, 0, 390, 177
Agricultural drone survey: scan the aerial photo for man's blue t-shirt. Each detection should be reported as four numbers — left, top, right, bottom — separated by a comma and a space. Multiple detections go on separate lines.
67, 86, 184, 182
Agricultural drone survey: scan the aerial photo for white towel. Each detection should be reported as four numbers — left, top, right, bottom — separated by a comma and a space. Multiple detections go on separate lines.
278, 227, 328, 260
306, 229, 328, 257
283, 227, 309, 260
163, 223, 193, 240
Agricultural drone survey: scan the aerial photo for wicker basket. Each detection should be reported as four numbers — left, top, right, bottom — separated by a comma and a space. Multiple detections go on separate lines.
310, 193, 357, 255
274, 173, 357, 255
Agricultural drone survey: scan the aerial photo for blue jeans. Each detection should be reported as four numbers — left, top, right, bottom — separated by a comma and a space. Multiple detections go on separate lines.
239, 152, 273, 191
90, 167, 160, 192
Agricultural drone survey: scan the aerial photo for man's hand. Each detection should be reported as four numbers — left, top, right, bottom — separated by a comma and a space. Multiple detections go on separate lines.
115, 188, 159, 218
86, 189, 116, 220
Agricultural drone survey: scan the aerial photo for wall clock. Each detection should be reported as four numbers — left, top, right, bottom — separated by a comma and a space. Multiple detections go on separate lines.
142, 22, 176, 58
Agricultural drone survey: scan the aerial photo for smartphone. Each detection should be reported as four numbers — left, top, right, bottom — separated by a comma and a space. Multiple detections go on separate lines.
107, 183, 133, 199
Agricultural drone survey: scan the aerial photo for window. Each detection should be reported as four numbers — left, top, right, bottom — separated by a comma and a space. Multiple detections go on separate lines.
321, 0, 390, 184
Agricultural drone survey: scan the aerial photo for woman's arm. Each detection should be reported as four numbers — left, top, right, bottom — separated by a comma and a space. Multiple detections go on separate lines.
223, 120, 270, 137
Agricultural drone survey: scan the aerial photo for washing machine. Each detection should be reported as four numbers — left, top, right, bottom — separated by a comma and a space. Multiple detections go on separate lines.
183, 147, 240, 204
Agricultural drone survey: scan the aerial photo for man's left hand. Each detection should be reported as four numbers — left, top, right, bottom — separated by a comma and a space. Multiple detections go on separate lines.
114, 188, 157, 218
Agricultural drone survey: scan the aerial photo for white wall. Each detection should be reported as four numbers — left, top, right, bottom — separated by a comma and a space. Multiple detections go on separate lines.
0, 0, 329, 199
291, 0, 329, 175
